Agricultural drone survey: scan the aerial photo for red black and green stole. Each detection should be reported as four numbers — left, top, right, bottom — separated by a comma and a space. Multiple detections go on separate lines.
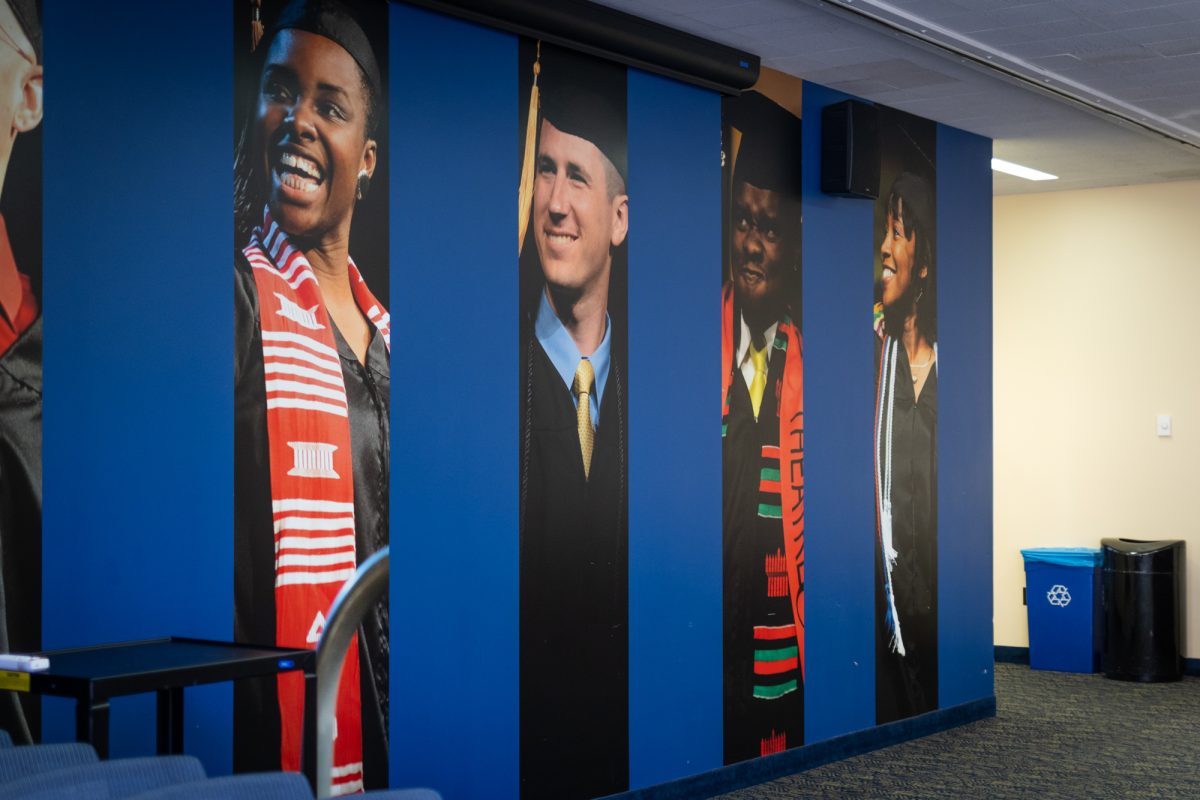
721, 283, 805, 681
243, 208, 390, 794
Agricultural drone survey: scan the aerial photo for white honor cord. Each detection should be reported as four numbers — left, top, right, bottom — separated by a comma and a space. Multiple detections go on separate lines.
883, 339, 897, 535
880, 337, 906, 656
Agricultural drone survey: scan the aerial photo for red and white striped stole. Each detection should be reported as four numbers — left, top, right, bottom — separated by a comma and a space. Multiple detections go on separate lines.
243, 209, 390, 794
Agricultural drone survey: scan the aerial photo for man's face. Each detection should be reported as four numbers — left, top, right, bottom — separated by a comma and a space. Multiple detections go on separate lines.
532, 118, 627, 300
879, 201, 924, 310
255, 30, 376, 241
0, 5, 41, 177
731, 181, 791, 329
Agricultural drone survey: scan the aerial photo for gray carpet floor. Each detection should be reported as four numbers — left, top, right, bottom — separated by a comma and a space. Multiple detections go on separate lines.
714, 663, 1200, 799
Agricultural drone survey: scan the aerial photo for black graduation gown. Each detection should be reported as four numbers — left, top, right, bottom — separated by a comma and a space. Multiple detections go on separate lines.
233, 257, 390, 787
875, 338, 937, 724
519, 333, 628, 800
0, 316, 41, 742
723, 340, 803, 764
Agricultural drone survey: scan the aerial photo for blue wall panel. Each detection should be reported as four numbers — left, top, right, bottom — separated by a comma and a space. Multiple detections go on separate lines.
936, 125, 994, 707
800, 83, 877, 743
627, 70, 723, 789
34, 1, 992, 789
390, 6, 518, 798
41, 0, 232, 774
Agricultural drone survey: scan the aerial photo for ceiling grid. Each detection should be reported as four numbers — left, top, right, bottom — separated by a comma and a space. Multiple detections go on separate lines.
595, 0, 1200, 194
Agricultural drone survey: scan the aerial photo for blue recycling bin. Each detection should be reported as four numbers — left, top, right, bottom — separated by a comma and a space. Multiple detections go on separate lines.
1021, 547, 1103, 672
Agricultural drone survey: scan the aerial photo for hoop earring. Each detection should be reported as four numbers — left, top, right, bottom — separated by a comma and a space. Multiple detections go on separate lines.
356, 170, 371, 201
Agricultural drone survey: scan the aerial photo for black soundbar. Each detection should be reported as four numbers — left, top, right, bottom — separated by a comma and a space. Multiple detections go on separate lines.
402, 0, 761, 94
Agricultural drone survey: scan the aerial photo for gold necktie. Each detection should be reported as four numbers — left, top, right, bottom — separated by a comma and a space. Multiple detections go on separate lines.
573, 359, 595, 480
749, 343, 768, 419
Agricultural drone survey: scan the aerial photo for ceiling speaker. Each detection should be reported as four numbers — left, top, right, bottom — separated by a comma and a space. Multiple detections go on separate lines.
821, 99, 879, 199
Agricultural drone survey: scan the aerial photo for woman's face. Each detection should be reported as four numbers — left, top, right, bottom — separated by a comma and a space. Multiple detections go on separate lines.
879, 200, 925, 310
255, 29, 375, 243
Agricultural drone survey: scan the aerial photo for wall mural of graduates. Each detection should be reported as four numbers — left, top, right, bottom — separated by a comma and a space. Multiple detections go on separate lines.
721, 71, 805, 765
872, 106, 937, 725
233, 0, 391, 793
0, 0, 42, 747
0, 0, 996, 791
517, 40, 630, 800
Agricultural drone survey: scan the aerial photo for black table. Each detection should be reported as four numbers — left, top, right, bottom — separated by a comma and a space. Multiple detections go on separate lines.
27, 637, 316, 782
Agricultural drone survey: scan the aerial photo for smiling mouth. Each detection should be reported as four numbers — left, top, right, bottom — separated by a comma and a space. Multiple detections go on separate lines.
738, 264, 765, 284
274, 151, 324, 195
544, 230, 578, 246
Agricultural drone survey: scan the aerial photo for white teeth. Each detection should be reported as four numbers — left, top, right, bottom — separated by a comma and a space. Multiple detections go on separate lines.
279, 152, 321, 180
281, 171, 318, 193
548, 233, 576, 243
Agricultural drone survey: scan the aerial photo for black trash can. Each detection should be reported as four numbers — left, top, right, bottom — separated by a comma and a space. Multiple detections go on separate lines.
1101, 538, 1186, 682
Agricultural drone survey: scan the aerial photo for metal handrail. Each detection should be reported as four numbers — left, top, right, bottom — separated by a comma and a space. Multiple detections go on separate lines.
312, 547, 389, 799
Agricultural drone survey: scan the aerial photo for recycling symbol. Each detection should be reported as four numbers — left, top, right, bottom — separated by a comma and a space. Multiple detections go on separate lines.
1047, 584, 1071, 607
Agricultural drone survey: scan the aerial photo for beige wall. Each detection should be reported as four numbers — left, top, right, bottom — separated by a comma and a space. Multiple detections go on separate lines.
994, 180, 1200, 658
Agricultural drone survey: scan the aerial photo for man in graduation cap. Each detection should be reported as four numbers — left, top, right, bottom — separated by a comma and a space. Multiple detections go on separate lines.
518, 43, 630, 800
721, 93, 805, 764
0, 0, 42, 746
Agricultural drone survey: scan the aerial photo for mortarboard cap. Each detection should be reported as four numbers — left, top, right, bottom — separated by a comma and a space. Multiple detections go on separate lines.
537, 43, 627, 186
269, 0, 381, 103
730, 91, 802, 199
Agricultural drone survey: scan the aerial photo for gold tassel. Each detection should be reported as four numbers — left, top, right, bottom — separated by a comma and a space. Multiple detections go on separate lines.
517, 42, 541, 255
726, 126, 743, 282
251, 0, 264, 52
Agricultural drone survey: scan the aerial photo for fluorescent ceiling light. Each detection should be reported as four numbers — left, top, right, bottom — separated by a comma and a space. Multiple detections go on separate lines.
991, 158, 1058, 181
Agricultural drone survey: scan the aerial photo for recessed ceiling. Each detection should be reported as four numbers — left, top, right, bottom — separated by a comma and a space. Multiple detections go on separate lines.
595, 0, 1200, 195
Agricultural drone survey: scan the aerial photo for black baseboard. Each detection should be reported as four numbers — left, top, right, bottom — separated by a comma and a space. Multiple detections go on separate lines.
994, 645, 1030, 665
606, 696, 996, 800
995, 645, 1200, 677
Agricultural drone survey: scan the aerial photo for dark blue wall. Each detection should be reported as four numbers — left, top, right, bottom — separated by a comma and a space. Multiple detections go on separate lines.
390, 6, 519, 797
41, 0, 233, 773
936, 124, 994, 707
799, 82, 879, 743
626, 68, 723, 788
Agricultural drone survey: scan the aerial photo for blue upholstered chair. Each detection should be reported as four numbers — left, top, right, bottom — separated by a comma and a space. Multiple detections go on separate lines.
0, 728, 13, 747
128, 771, 444, 800
0, 742, 98, 783
129, 771, 314, 799
0, 754, 206, 799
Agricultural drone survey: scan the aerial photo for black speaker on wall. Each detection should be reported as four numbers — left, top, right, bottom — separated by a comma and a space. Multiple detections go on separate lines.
821, 99, 880, 199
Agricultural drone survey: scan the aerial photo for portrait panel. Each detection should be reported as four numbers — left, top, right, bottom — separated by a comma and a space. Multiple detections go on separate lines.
720, 74, 805, 765
0, 0, 43, 745
872, 106, 938, 725
517, 38, 630, 800
232, 0, 390, 791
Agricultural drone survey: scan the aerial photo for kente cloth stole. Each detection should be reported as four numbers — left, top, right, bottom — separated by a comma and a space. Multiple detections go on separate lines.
243, 209, 391, 794
720, 283, 806, 680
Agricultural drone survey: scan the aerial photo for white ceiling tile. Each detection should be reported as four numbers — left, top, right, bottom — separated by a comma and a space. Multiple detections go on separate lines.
1092, 4, 1200, 30
681, 0, 806, 29
1151, 38, 1200, 56
594, 0, 1200, 194
1121, 19, 1200, 43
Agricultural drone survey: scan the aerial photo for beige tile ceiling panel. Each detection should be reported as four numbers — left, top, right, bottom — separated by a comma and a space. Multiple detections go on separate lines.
596, 0, 1200, 194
